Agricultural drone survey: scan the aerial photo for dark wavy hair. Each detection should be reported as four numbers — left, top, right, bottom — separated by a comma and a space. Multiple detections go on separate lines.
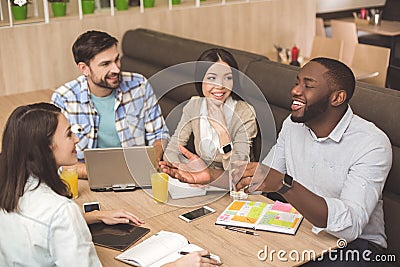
0, 103, 70, 212
194, 48, 241, 100
311, 57, 355, 103
72, 30, 118, 65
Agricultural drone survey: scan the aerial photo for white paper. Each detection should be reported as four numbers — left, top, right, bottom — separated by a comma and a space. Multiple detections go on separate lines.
115, 231, 188, 266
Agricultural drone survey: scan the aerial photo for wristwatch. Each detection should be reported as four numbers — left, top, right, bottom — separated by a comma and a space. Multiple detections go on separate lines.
218, 142, 232, 154
277, 174, 293, 195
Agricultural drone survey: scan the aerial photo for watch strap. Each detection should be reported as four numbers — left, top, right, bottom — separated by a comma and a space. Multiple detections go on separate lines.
277, 174, 293, 195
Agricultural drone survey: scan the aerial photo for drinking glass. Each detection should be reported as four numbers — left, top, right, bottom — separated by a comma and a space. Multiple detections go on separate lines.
60, 166, 79, 199
229, 153, 250, 200
150, 171, 169, 203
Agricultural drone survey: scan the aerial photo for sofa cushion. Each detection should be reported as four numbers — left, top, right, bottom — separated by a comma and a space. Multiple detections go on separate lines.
244, 59, 298, 112
122, 28, 268, 74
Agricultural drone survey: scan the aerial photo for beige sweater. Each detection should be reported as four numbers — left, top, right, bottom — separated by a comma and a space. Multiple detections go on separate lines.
164, 97, 257, 170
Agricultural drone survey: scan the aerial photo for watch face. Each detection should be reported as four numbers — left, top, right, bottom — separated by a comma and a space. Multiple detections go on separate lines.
222, 143, 232, 154
283, 174, 293, 186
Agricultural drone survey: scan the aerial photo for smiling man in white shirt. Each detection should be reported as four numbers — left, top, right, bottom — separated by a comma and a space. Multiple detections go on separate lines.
236, 57, 392, 266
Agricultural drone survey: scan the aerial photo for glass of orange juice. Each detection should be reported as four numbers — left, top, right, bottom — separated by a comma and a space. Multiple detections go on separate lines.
60, 166, 79, 199
150, 172, 169, 203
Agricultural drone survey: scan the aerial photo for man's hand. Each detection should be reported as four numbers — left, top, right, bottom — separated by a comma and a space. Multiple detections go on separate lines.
234, 162, 283, 193
159, 145, 211, 184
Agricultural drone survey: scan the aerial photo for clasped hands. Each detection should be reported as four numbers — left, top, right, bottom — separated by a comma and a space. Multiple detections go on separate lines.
159, 145, 284, 193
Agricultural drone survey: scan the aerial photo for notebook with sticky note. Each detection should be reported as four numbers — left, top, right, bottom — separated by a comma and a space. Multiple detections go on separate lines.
215, 200, 303, 235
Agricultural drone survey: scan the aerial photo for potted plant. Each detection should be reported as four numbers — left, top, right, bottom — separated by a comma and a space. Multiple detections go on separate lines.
10, 0, 29, 20
48, 0, 68, 17
143, 0, 154, 8
81, 0, 95, 14
115, 0, 128, 10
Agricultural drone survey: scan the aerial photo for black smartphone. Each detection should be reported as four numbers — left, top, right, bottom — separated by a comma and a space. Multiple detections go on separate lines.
83, 202, 101, 213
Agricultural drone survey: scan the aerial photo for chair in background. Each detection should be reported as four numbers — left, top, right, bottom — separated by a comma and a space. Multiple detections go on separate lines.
309, 36, 343, 61
315, 17, 326, 37
0, 0, 3, 21
331, 20, 359, 66
351, 43, 390, 87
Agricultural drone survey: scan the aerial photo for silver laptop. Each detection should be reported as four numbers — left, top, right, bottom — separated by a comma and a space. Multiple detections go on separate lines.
84, 146, 157, 192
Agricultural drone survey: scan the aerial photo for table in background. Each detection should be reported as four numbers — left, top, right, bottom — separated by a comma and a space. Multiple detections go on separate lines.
340, 18, 400, 88
340, 17, 400, 65
75, 180, 338, 266
265, 52, 379, 81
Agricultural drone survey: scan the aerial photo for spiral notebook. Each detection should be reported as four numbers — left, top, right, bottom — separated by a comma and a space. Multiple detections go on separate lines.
215, 200, 303, 235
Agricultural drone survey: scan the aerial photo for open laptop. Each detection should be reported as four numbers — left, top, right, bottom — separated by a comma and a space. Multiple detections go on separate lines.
84, 146, 157, 192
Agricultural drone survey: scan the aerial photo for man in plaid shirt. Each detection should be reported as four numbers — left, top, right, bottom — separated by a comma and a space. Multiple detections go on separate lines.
51, 30, 169, 178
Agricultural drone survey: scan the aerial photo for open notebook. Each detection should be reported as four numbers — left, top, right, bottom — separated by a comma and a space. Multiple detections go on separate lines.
215, 200, 303, 235
115, 231, 221, 266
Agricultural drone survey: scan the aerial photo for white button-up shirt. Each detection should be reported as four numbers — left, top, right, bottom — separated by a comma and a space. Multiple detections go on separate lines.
0, 176, 102, 266
263, 106, 392, 248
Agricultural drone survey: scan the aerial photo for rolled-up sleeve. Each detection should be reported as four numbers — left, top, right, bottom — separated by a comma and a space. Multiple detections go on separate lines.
322, 135, 392, 241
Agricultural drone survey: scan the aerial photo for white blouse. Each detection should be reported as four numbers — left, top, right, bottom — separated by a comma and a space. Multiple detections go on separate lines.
0, 176, 102, 266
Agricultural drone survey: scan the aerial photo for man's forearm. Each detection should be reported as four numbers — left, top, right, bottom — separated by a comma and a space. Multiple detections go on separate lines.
209, 169, 228, 189
283, 181, 328, 228
259, 169, 329, 228
153, 139, 168, 163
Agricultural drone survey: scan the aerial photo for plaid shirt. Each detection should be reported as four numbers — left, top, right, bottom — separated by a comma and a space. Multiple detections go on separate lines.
51, 72, 169, 161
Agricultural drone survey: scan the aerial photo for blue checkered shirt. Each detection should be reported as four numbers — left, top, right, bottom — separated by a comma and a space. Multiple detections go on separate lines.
51, 72, 169, 161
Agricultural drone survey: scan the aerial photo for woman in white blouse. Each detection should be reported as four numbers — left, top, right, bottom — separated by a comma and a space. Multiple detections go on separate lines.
0, 103, 219, 267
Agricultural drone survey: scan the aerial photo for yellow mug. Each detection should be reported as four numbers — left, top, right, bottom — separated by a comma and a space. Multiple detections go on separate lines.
60, 167, 79, 199
151, 172, 169, 203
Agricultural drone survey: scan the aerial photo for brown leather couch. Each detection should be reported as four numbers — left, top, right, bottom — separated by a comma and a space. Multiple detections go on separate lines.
121, 28, 400, 265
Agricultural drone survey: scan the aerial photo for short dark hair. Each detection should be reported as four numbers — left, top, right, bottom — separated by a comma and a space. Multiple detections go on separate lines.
311, 57, 355, 103
72, 30, 118, 65
0, 103, 70, 212
194, 48, 241, 100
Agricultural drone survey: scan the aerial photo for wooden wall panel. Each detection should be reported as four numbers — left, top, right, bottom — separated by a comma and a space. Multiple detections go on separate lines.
0, 0, 316, 96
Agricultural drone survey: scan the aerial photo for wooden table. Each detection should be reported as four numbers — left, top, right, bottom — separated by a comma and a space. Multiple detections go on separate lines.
340, 18, 400, 69
75, 180, 338, 266
339, 18, 400, 37
265, 52, 378, 81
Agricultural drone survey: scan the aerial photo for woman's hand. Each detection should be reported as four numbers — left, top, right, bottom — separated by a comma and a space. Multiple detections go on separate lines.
84, 209, 144, 225
206, 98, 227, 127
162, 250, 221, 267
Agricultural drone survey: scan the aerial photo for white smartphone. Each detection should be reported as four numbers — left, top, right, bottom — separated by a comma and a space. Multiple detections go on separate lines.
83, 202, 101, 213
178, 206, 216, 222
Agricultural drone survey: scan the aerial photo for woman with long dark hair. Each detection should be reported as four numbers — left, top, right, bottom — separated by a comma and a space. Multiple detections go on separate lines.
0, 103, 101, 266
163, 48, 257, 184
0, 103, 219, 266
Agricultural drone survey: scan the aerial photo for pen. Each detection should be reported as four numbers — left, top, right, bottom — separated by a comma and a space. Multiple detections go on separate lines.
224, 226, 259, 236
179, 251, 212, 259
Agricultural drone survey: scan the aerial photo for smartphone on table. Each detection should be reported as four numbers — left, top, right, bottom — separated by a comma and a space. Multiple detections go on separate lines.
178, 206, 216, 222
83, 202, 101, 213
